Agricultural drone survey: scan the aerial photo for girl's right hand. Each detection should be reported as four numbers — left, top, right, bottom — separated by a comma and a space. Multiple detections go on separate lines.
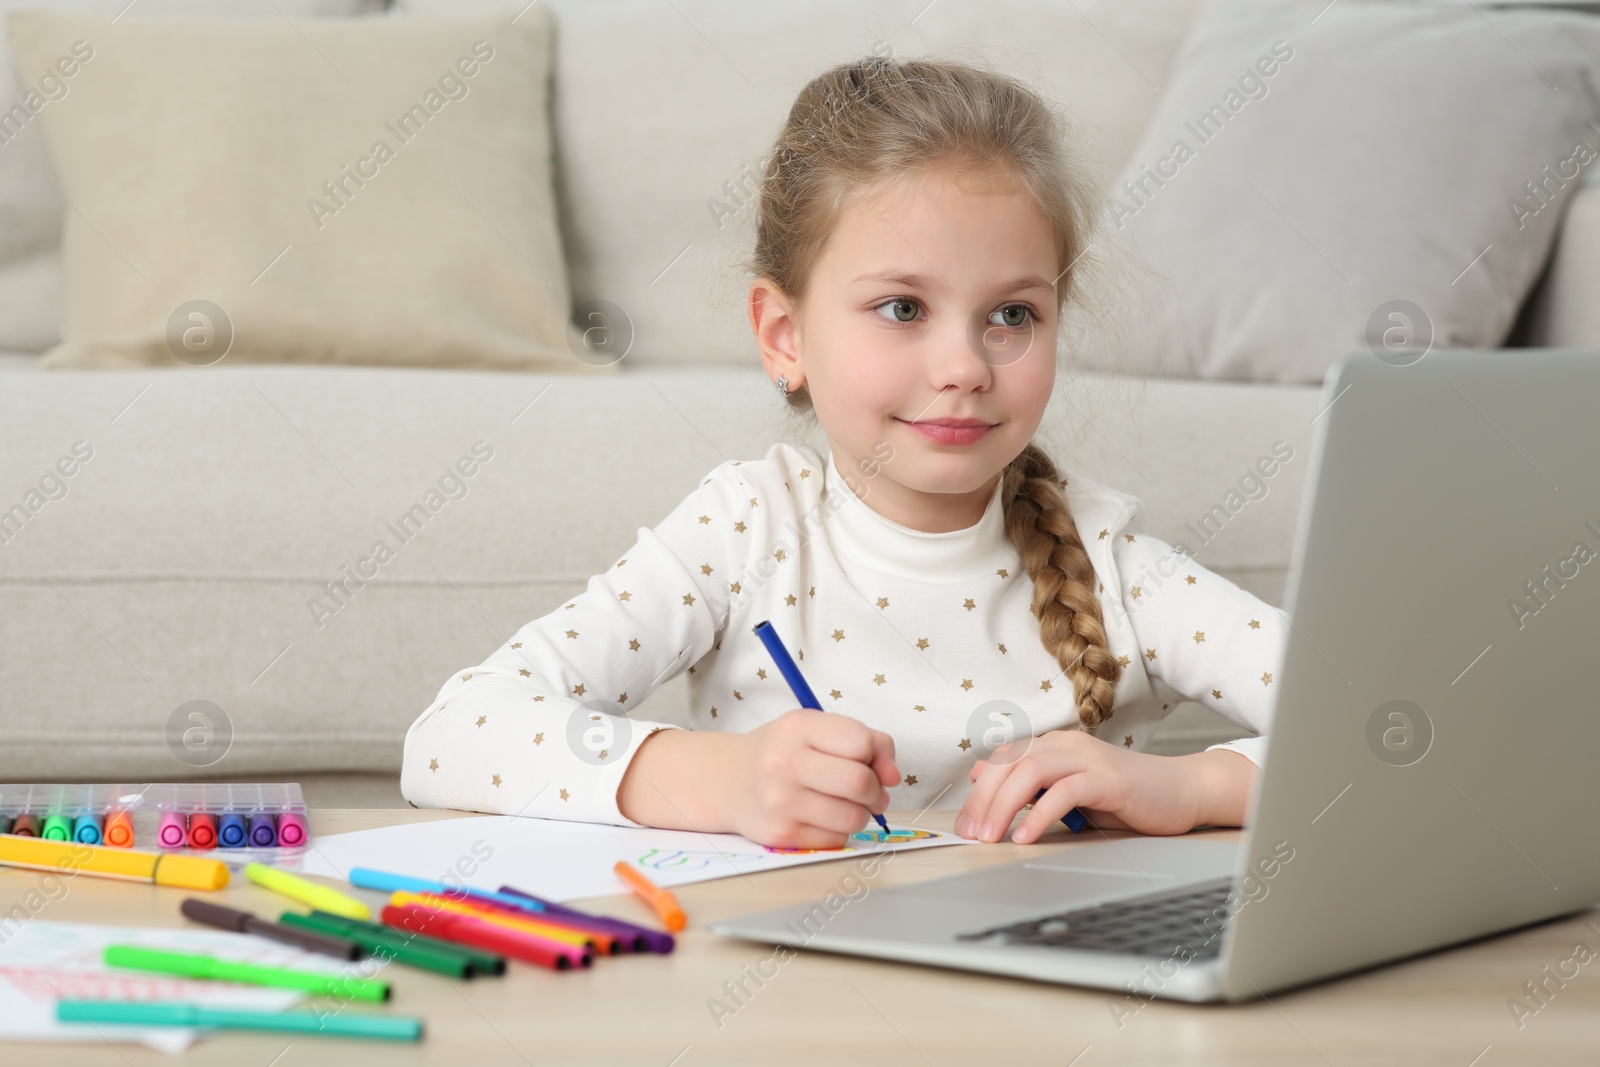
723, 708, 899, 849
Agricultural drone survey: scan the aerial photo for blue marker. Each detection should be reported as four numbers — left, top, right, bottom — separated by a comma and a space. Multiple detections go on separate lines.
346, 867, 548, 912
752, 619, 893, 836
1033, 789, 1089, 834
218, 813, 248, 848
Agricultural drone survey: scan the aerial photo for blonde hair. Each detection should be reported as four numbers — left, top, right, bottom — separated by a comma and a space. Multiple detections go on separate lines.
749, 56, 1120, 729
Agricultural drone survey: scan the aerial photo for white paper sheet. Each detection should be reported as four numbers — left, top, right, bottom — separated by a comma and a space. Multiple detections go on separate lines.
297, 816, 970, 903
0, 919, 379, 1053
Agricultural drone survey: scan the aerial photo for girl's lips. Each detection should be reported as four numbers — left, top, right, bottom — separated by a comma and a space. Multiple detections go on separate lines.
896, 418, 994, 446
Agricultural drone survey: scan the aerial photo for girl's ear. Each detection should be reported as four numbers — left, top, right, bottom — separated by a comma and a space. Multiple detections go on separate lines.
750, 277, 803, 391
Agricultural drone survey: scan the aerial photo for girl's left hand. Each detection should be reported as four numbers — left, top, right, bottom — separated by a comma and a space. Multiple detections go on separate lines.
956, 728, 1203, 843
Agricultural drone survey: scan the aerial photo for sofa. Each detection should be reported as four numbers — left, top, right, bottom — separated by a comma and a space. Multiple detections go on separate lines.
1, 0, 1594, 804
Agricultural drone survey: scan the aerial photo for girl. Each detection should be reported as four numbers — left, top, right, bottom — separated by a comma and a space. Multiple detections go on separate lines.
400, 57, 1287, 849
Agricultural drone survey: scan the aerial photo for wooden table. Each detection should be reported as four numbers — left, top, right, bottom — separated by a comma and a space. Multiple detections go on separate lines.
5, 808, 1598, 1065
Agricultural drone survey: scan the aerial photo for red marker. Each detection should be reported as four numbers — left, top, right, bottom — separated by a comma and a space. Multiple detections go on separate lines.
381, 904, 590, 972
186, 813, 217, 850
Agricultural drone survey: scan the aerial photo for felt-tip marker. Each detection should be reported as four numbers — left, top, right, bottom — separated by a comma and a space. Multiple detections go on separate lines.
346, 867, 547, 913
497, 885, 674, 954
57, 1000, 422, 1041
1034, 790, 1090, 834
180, 899, 362, 960
752, 619, 893, 836
277, 912, 479, 978
103, 945, 388, 1002
0, 833, 228, 890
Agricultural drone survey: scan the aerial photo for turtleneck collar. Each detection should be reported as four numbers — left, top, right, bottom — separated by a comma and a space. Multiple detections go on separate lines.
821, 445, 1016, 582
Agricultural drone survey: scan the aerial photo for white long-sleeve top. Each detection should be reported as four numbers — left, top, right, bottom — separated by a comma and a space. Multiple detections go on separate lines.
400, 442, 1288, 826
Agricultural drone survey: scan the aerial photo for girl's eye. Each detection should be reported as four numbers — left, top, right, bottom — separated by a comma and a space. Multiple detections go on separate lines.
990, 305, 1033, 329
874, 298, 921, 323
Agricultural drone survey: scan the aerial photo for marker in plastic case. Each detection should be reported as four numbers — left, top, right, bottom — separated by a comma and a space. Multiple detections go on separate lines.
218, 813, 247, 849
158, 812, 187, 848
11, 814, 39, 837
73, 814, 102, 845
186, 813, 217, 850
41, 815, 71, 841
104, 811, 134, 848
248, 813, 277, 847
277, 813, 307, 847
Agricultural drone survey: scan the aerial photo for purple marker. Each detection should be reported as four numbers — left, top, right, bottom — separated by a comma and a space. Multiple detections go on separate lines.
157, 811, 187, 849
248, 813, 278, 847
276, 812, 306, 847
497, 884, 675, 953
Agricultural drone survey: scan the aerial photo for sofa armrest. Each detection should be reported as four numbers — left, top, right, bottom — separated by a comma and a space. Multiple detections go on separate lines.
1515, 180, 1600, 347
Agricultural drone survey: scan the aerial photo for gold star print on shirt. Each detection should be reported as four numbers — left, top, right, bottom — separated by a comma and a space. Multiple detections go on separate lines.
399, 441, 1288, 825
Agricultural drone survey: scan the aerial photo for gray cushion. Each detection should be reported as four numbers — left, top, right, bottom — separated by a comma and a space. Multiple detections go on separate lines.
1072, 0, 1600, 383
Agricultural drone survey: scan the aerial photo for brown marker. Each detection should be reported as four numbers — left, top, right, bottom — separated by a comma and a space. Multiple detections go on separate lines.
180, 898, 362, 960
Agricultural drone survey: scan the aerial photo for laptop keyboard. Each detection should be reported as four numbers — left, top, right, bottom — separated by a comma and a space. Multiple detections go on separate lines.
953, 876, 1234, 960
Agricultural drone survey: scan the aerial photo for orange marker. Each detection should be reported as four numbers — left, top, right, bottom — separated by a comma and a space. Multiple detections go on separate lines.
389, 892, 615, 954
104, 811, 134, 848
613, 861, 686, 932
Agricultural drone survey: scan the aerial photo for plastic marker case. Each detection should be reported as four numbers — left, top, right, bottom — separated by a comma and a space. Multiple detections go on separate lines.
0, 783, 309, 861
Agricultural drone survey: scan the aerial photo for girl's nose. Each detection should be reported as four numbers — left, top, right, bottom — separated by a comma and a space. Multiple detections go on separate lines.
927, 320, 998, 389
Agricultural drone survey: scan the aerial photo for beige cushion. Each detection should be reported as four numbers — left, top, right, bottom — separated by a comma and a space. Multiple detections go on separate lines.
0, 0, 387, 357
1071, 0, 1600, 384
401, 0, 1209, 367
7, 10, 594, 372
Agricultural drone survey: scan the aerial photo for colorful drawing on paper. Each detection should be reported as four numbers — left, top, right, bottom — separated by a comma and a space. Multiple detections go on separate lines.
851, 827, 937, 844
635, 847, 776, 870
763, 828, 941, 854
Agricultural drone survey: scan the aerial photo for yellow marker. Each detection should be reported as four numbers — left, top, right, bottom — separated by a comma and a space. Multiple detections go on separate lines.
0, 832, 227, 891
244, 863, 370, 920
390, 891, 598, 951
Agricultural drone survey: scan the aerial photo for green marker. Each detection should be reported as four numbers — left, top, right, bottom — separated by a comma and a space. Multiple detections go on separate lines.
103, 945, 389, 1003
309, 910, 507, 975
58, 1000, 421, 1041
281, 910, 501, 977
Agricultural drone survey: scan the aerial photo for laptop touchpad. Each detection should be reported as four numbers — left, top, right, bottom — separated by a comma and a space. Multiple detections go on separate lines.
910, 838, 1241, 910
1022, 838, 1240, 884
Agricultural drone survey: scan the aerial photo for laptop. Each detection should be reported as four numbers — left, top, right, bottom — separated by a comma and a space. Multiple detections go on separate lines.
708, 348, 1600, 1003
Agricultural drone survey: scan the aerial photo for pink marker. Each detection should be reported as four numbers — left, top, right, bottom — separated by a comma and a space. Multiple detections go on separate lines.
277, 812, 307, 847
158, 811, 187, 849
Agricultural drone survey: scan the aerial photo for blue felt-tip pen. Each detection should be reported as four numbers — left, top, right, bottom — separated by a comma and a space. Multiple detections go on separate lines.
1034, 789, 1089, 834
752, 619, 893, 836
346, 868, 547, 912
